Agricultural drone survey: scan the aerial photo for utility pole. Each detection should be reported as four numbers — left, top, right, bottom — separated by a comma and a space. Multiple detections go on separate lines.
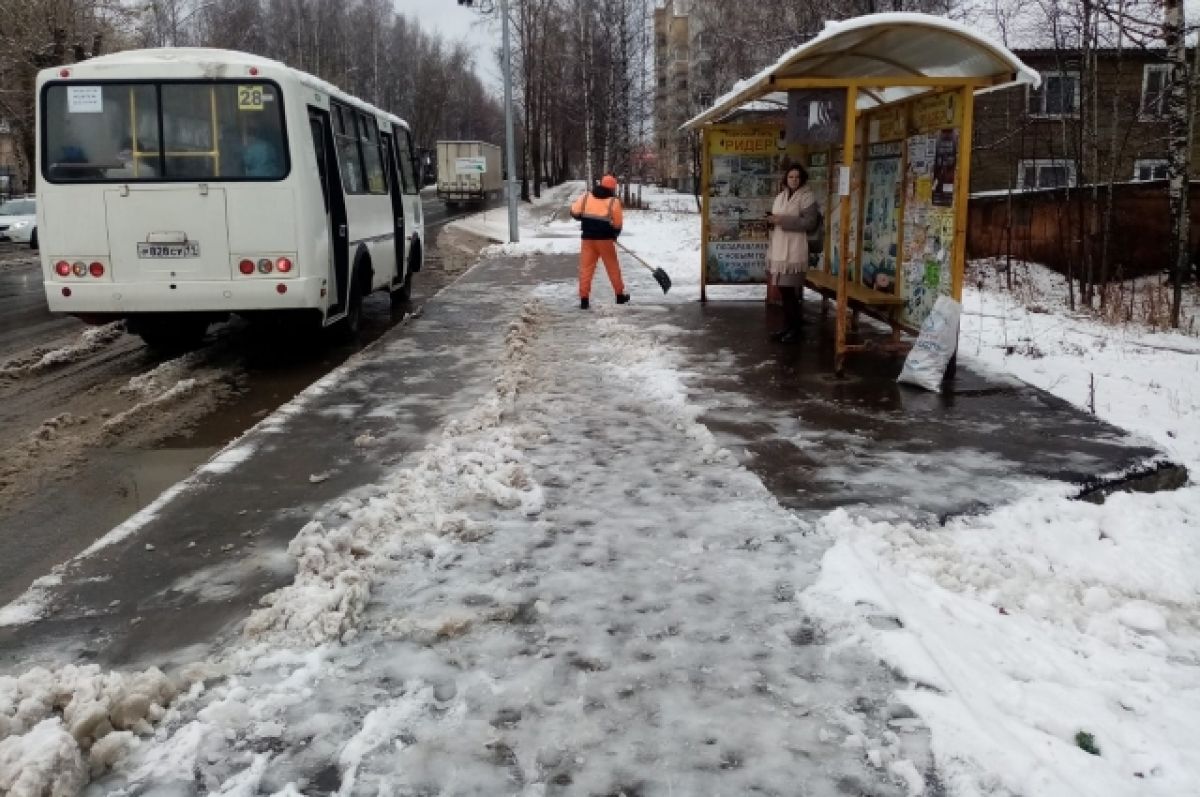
457, 0, 520, 243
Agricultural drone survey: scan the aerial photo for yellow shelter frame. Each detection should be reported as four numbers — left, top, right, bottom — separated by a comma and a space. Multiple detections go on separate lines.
684, 13, 1038, 374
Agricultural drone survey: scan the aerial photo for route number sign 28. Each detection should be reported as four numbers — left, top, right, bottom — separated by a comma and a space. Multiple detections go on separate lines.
238, 86, 265, 111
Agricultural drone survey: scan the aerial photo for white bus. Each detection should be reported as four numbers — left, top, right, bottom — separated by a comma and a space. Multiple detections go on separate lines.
36, 48, 424, 347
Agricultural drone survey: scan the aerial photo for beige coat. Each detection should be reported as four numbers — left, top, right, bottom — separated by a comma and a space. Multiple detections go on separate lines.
768, 186, 815, 276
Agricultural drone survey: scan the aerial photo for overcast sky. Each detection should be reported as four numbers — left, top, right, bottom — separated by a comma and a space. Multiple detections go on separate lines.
394, 0, 504, 92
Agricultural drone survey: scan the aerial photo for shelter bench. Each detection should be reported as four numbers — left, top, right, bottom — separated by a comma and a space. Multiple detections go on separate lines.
803, 269, 912, 363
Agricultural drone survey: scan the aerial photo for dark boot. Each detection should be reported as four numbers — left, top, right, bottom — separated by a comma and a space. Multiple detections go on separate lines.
615, 293, 630, 304
580, 297, 590, 310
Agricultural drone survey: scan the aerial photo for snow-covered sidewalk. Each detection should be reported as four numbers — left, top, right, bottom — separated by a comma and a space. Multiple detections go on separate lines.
2, 271, 928, 795
3, 185, 1199, 797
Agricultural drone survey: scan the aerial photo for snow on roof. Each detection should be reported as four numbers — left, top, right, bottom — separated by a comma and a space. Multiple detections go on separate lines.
710, 94, 788, 123
41, 48, 410, 131
684, 13, 1040, 130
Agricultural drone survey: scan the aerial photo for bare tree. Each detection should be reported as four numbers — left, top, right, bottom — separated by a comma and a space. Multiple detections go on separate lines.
0, 0, 128, 192
1163, 0, 1189, 326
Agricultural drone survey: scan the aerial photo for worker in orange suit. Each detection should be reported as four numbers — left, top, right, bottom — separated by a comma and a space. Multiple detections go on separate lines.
570, 174, 629, 309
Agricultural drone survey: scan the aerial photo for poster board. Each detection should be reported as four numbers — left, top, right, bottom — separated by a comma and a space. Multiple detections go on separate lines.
827, 147, 861, 280
702, 124, 803, 285
900, 91, 961, 327
861, 140, 903, 293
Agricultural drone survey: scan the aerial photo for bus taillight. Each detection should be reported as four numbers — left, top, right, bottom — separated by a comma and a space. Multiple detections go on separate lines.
71, 262, 87, 277
276, 257, 293, 273
276, 284, 287, 294
257, 258, 273, 274
55, 261, 71, 277
89, 262, 105, 278
239, 259, 255, 275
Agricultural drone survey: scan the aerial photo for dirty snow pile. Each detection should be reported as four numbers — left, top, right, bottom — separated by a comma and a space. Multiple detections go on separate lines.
241, 302, 546, 644
0, 665, 178, 796
0, 323, 124, 379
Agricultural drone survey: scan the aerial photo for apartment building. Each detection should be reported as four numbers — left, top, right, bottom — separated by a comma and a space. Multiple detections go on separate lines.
653, 0, 692, 190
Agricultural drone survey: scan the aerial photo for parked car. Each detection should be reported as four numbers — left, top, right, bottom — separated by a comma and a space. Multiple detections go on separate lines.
0, 196, 37, 249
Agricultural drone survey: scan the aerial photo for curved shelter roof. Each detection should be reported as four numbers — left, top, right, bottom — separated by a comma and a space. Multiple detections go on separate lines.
683, 13, 1039, 130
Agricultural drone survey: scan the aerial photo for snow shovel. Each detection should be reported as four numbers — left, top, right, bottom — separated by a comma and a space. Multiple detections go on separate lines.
617, 243, 672, 294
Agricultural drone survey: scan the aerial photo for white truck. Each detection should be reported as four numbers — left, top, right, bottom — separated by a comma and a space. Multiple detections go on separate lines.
436, 140, 502, 208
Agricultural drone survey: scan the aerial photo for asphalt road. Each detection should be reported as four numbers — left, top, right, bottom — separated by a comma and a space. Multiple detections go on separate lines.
0, 192, 500, 609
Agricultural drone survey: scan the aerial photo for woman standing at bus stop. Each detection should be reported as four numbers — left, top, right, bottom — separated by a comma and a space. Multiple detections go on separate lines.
766, 164, 818, 343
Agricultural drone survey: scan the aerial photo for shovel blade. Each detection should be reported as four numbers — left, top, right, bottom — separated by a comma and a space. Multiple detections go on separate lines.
652, 268, 672, 294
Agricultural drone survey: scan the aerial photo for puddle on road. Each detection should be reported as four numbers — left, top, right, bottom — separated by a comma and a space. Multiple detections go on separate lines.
109, 447, 220, 512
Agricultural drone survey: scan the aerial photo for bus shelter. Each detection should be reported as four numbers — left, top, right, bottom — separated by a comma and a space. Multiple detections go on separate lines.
683, 13, 1038, 374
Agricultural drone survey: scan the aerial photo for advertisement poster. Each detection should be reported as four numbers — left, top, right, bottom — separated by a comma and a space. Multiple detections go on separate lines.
704, 125, 802, 284
806, 152, 830, 271
707, 241, 770, 282
911, 91, 960, 132
868, 106, 906, 143
861, 141, 902, 293
786, 90, 846, 147
827, 156, 860, 280
931, 128, 958, 207
900, 131, 953, 327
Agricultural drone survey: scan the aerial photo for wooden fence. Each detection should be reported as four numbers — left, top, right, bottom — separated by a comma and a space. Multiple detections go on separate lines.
967, 181, 1200, 280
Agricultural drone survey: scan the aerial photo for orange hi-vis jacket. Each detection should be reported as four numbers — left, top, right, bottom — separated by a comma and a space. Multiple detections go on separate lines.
570, 190, 624, 240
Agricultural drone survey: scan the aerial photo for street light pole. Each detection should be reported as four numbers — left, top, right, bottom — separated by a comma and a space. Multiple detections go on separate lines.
499, 0, 519, 243
457, 0, 519, 243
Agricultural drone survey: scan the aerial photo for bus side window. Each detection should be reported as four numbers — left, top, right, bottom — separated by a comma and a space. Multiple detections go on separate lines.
399, 130, 419, 195
333, 105, 364, 193
359, 112, 387, 194
332, 104, 365, 194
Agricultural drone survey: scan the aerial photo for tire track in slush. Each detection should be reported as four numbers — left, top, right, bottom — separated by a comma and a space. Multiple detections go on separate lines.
0, 330, 245, 508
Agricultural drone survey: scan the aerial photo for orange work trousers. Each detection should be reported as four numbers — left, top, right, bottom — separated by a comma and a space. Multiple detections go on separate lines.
579, 239, 626, 298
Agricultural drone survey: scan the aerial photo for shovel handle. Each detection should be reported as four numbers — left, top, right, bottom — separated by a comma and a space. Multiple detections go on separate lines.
616, 242, 658, 275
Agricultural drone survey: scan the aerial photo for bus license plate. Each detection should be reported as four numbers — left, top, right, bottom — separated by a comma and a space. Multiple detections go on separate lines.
137, 242, 200, 259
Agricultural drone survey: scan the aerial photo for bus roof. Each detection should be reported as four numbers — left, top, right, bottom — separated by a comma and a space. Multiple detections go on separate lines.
39, 48, 411, 132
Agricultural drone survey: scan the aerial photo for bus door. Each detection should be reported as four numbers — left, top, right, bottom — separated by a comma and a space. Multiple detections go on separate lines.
307, 107, 350, 316
380, 131, 407, 287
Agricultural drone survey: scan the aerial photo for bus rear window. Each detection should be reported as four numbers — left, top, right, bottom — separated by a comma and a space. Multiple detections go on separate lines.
43, 81, 288, 182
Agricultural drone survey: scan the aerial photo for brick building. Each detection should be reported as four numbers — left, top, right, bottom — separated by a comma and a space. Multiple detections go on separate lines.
971, 48, 1199, 192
